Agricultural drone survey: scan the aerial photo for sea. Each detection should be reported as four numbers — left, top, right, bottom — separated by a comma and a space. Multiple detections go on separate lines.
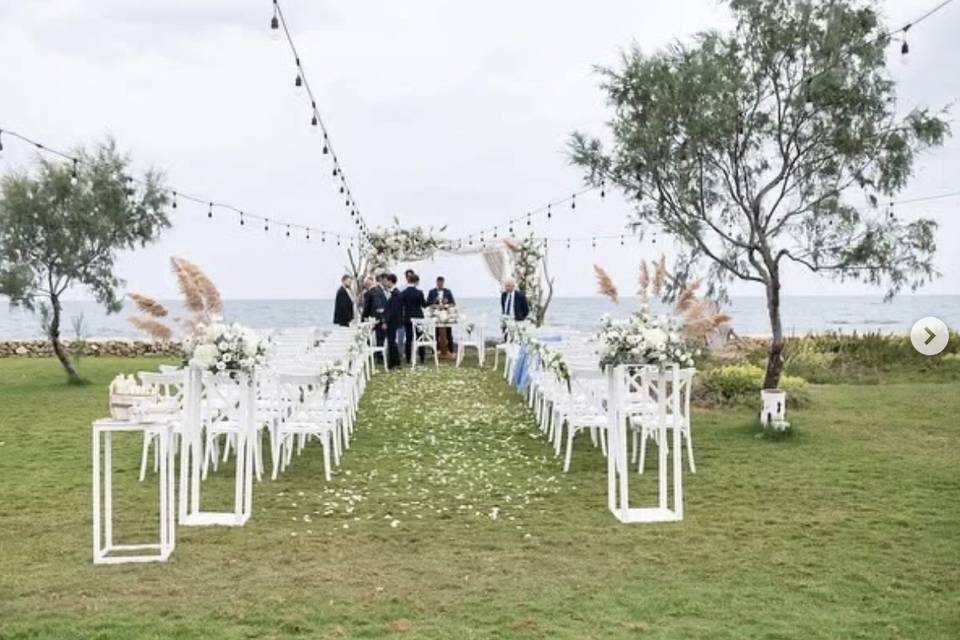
1, 295, 958, 340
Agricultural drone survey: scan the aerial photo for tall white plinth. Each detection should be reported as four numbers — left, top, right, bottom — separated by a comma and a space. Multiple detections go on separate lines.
606, 365, 684, 524
179, 367, 256, 527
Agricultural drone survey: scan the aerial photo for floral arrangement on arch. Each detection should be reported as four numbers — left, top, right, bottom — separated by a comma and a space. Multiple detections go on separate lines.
508, 235, 546, 322
597, 309, 698, 369
528, 339, 572, 391
183, 322, 266, 374
365, 220, 450, 270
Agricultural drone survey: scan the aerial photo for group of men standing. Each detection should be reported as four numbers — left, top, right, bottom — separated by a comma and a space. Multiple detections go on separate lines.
333, 271, 531, 370
333, 271, 457, 369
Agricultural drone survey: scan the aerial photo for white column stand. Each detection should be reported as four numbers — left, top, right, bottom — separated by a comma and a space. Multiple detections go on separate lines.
92, 419, 175, 564
606, 365, 685, 524
180, 367, 255, 527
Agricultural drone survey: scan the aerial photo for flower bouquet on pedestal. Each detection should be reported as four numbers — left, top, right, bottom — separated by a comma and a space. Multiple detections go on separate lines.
597, 309, 697, 369
182, 322, 266, 375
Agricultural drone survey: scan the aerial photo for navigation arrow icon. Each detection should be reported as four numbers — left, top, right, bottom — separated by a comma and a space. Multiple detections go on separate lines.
924, 327, 937, 346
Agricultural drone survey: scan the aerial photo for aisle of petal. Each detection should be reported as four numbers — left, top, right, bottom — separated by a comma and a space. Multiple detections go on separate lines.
268, 363, 565, 539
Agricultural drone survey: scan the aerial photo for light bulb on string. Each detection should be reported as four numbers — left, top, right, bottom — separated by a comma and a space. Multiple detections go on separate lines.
566, 238, 571, 250
546, 204, 552, 219
620, 235, 625, 246
592, 237, 597, 249
601, 180, 606, 199
526, 213, 532, 227
70, 159, 79, 186
322, 232, 326, 243
240, 211, 245, 226
294, 73, 303, 96
264, 218, 269, 232
306, 228, 311, 241
286, 225, 291, 238
901, 23, 911, 58
332, 166, 338, 177
171, 191, 177, 209
571, 194, 576, 210
207, 202, 213, 219
269, 1, 280, 38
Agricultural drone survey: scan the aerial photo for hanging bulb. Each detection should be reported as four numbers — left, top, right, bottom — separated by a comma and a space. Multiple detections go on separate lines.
546, 204, 552, 219
332, 167, 338, 177
270, 2, 280, 38
526, 213, 532, 227
306, 228, 311, 241
311, 114, 318, 130
493, 227, 498, 238
294, 73, 303, 96
337, 237, 341, 246
620, 236, 625, 246
339, 184, 345, 194
286, 225, 291, 238
321, 232, 326, 243
172, 191, 178, 209
265, 218, 269, 232
601, 179, 606, 199
571, 194, 576, 210
240, 211, 245, 226
592, 237, 597, 249
70, 159, 79, 186
566, 239, 571, 250
207, 202, 213, 219
345, 198, 350, 207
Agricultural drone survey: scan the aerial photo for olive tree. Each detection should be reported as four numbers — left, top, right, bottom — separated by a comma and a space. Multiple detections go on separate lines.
0, 139, 169, 381
570, 0, 949, 389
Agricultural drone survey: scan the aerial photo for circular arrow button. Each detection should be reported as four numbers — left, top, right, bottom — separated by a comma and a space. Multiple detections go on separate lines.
910, 316, 949, 356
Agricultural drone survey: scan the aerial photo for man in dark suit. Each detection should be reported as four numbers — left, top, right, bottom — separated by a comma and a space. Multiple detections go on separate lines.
427, 276, 455, 350
401, 273, 427, 363
362, 275, 388, 364
426, 276, 455, 306
501, 278, 530, 321
333, 275, 355, 327
383, 273, 404, 370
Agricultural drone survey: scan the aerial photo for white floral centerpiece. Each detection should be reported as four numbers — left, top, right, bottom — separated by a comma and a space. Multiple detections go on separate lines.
502, 317, 535, 343
597, 308, 697, 369
182, 322, 266, 374
429, 304, 459, 324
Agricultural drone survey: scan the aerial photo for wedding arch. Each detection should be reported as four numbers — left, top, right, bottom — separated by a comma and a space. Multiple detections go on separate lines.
345, 222, 555, 325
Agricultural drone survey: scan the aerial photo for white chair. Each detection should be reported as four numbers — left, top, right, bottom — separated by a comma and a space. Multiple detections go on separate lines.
456, 316, 486, 367
272, 372, 338, 481
630, 368, 696, 474
410, 318, 439, 370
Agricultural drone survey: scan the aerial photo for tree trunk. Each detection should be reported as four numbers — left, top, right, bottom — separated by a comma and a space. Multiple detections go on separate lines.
48, 294, 80, 381
762, 276, 785, 390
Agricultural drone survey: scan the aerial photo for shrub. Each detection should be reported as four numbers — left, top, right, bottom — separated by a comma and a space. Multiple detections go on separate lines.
695, 364, 810, 408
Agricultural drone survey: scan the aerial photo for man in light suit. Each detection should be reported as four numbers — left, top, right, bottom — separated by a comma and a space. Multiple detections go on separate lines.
500, 277, 530, 321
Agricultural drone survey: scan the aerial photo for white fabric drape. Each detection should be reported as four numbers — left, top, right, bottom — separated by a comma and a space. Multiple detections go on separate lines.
444, 239, 515, 285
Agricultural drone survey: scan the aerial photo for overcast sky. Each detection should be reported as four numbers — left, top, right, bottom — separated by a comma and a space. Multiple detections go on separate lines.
1, 0, 957, 301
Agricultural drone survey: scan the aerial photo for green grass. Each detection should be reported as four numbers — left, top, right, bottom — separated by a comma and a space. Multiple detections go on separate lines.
1, 357, 958, 639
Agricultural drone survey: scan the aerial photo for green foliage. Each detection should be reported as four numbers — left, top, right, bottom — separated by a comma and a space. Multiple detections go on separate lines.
696, 363, 811, 408
0, 138, 169, 378
743, 331, 960, 383
570, 0, 950, 389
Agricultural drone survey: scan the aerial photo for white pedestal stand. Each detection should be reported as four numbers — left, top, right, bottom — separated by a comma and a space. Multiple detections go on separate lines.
606, 365, 684, 524
179, 367, 256, 527
92, 419, 175, 564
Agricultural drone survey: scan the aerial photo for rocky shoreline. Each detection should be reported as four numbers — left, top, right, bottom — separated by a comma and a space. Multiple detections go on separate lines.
0, 339, 182, 358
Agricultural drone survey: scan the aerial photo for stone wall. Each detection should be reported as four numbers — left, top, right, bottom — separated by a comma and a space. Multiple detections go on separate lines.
0, 339, 182, 358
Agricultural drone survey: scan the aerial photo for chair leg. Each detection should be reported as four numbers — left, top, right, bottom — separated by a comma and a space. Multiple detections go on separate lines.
138, 434, 151, 482
685, 430, 696, 473
322, 432, 332, 482
564, 426, 576, 472
638, 430, 647, 474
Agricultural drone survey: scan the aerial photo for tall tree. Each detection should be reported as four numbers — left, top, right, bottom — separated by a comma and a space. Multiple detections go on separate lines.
570, 0, 949, 389
0, 139, 169, 381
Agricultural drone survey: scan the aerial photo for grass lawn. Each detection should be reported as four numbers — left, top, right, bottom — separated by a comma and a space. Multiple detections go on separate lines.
0, 356, 958, 639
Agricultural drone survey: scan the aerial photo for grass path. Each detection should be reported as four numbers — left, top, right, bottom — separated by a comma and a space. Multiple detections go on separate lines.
1, 357, 958, 639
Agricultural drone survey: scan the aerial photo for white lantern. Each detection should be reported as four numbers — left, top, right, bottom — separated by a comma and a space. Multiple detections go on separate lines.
760, 389, 787, 426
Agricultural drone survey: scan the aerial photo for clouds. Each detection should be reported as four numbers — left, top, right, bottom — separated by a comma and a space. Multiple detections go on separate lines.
0, 0, 956, 301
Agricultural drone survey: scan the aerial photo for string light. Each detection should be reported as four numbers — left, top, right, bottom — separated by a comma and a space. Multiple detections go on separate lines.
240, 211, 245, 226
571, 194, 576, 210
271, 0, 370, 234
70, 159, 79, 186
207, 202, 213, 219
171, 190, 177, 209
